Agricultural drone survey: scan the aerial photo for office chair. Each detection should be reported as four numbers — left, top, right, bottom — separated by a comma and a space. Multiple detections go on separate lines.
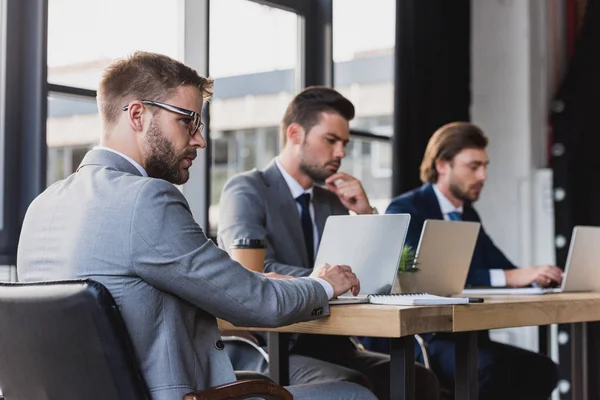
0, 280, 291, 400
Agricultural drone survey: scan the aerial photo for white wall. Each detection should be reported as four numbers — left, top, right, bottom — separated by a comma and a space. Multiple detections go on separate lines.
471, 0, 562, 367
472, 0, 552, 267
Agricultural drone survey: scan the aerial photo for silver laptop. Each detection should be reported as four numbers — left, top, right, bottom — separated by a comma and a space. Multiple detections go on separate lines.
320, 214, 411, 304
462, 225, 600, 295
399, 220, 481, 296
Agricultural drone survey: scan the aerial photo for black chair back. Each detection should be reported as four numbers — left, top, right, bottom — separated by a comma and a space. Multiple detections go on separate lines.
0, 279, 150, 400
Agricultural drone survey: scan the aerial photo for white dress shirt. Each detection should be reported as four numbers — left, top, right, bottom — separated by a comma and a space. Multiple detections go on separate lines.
275, 158, 334, 299
432, 184, 507, 287
93, 146, 148, 177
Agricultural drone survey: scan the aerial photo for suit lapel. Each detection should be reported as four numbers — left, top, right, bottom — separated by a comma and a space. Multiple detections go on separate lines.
461, 205, 479, 222
420, 183, 445, 220
261, 161, 310, 267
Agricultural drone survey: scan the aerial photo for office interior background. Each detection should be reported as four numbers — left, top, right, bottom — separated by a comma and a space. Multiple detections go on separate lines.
0, 0, 598, 398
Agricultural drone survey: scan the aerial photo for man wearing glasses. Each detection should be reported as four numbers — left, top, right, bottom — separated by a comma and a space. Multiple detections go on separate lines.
17, 52, 376, 400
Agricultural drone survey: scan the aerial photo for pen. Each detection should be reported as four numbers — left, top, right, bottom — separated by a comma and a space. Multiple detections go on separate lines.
468, 297, 484, 303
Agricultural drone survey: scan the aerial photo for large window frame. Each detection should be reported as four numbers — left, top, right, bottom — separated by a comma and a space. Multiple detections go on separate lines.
0, 0, 6, 233
8, 0, 392, 249
254, 0, 393, 158
0, 0, 47, 267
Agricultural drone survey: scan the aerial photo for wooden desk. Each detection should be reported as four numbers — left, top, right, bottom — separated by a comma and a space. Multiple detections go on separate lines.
219, 294, 600, 400
219, 303, 453, 337
219, 303, 453, 400
453, 292, 600, 332
451, 292, 600, 400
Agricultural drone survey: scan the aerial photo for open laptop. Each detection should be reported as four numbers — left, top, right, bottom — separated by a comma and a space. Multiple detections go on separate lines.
398, 219, 481, 296
462, 225, 600, 295
320, 214, 411, 304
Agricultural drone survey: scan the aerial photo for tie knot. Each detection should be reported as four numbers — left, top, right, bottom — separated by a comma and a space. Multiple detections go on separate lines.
296, 193, 311, 209
448, 211, 462, 221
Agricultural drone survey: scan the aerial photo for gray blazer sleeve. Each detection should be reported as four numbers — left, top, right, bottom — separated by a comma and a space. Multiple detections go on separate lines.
130, 179, 329, 327
217, 174, 310, 277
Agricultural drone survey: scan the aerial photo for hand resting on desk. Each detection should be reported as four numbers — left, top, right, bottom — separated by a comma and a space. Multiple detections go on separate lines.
504, 265, 563, 288
311, 263, 361, 297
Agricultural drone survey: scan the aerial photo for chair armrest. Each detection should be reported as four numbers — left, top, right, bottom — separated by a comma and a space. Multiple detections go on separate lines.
220, 330, 261, 346
414, 334, 431, 369
221, 334, 270, 363
183, 379, 293, 400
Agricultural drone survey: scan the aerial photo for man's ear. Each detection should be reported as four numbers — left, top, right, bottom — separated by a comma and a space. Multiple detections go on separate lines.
435, 159, 450, 177
286, 123, 305, 145
125, 101, 146, 132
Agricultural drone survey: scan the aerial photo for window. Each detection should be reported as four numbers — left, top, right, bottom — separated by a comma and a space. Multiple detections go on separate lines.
340, 138, 392, 212
46, 93, 99, 185
0, 0, 5, 231
333, 0, 395, 209
46, 0, 189, 186
208, 0, 301, 235
47, 0, 184, 90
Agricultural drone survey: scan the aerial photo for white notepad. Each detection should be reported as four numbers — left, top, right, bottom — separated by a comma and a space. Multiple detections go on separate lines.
368, 293, 470, 306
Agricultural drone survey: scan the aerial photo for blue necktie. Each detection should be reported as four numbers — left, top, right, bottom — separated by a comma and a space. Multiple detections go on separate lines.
448, 211, 462, 221
296, 193, 314, 267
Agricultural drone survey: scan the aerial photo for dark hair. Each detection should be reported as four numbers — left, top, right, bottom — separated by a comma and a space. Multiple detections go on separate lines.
97, 51, 213, 129
420, 122, 488, 183
280, 86, 355, 146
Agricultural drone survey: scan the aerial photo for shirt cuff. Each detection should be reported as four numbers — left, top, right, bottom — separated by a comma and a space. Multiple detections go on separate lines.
311, 277, 335, 299
490, 269, 507, 287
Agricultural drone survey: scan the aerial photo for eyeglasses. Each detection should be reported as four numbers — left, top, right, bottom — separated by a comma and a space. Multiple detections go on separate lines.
122, 100, 204, 136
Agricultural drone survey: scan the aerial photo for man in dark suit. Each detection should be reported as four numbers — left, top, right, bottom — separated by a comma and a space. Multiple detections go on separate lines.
218, 86, 440, 400
364, 122, 560, 399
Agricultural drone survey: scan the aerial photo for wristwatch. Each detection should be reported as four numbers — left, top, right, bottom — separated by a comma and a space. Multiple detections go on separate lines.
371, 206, 379, 214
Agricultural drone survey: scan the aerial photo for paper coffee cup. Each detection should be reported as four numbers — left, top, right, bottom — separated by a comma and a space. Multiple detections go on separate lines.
230, 238, 266, 273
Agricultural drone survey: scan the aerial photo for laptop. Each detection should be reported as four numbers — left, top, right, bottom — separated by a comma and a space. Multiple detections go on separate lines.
319, 214, 411, 305
462, 225, 600, 295
399, 219, 481, 296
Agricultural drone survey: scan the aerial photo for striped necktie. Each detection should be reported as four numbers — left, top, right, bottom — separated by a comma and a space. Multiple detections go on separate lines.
447, 211, 462, 221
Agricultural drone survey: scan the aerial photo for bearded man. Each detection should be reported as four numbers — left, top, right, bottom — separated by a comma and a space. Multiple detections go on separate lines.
363, 121, 560, 400
217, 86, 441, 400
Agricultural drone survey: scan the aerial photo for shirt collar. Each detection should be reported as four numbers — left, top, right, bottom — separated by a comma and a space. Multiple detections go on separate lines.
93, 145, 148, 177
274, 157, 314, 200
432, 184, 463, 215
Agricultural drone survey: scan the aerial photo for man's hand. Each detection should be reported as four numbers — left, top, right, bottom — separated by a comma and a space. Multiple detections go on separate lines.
325, 172, 372, 214
264, 272, 294, 280
311, 263, 361, 297
504, 265, 563, 288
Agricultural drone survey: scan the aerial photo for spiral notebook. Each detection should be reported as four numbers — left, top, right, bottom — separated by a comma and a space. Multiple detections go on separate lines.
368, 293, 469, 306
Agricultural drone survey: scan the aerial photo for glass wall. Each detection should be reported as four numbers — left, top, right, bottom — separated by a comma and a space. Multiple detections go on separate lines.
47, 0, 184, 89
44, 0, 395, 234
333, 0, 395, 212
46, 0, 186, 186
46, 93, 98, 185
208, 0, 301, 234
0, 0, 5, 233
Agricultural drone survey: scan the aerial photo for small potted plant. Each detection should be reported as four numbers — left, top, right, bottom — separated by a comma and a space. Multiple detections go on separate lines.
393, 245, 419, 293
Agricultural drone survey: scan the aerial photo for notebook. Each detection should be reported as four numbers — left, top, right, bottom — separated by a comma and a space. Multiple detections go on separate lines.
368, 293, 469, 306
462, 225, 600, 295
319, 214, 411, 305
398, 219, 480, 296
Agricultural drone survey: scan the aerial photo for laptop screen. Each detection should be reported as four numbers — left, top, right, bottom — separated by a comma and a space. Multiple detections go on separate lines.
314, 214, 411, 297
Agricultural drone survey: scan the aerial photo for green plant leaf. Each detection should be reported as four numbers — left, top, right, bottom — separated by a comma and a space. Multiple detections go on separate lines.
398, 245, 419, 273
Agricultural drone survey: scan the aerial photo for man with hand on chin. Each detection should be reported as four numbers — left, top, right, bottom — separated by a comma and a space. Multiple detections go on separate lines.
218, 86, 440, 400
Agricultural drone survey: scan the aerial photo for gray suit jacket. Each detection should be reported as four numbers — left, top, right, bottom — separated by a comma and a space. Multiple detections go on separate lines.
218, 160, 349, 277
16, 150, 330, 400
